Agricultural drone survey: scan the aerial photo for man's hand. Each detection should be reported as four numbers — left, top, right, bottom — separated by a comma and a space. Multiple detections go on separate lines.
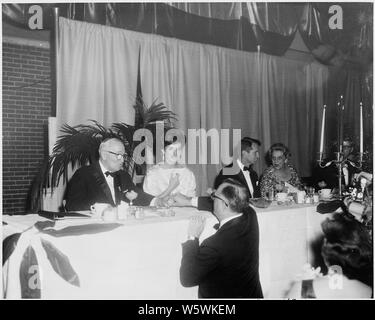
172, 192, 193, 207
187, 215, 206, 239
354, 171, 373, 183
318, 181, 327, 188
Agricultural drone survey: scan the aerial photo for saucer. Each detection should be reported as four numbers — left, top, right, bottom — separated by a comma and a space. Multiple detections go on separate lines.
319, 195, 334, 201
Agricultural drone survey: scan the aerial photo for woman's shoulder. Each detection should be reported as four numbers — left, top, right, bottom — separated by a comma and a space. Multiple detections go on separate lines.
145, 164, 165, 175
312, 275, 372, 299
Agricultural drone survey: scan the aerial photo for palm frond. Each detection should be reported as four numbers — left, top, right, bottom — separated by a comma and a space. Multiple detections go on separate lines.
142, 100, 177, 128
134, 98, 177, 129
28, 97, 178, 211
111, 122, 135, 150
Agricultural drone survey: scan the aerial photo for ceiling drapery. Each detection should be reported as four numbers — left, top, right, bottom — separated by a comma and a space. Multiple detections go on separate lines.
3, 2, 373, 65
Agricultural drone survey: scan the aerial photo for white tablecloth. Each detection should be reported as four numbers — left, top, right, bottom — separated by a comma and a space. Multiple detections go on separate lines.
2, 203, 328, 299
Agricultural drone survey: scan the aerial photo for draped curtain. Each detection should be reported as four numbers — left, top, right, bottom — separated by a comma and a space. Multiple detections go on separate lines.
57, 18, 140, 128
57, 18, 329, 195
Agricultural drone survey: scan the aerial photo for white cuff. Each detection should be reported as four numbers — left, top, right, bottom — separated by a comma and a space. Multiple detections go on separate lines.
191, 197, 198, 207
150, 197, 157, 206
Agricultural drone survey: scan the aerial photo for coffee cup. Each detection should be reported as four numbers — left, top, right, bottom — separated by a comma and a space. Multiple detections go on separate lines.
90, 203, 110, 218
276, 192, 288, 202
319, 189, 332, 198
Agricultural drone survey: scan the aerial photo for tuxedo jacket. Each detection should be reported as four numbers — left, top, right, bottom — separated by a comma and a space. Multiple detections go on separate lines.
214, 163, 261, 198
180, 206, 263, 298
64, 161, 153, 211
312, 159, 360, 190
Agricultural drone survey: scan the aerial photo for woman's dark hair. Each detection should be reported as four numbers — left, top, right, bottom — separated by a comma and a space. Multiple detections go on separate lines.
321, 213, 373, 286
266, 143, 291, 166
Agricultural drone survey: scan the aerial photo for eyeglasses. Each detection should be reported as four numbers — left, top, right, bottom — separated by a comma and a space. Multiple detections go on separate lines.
210, 191, 229, 207
272, 155, 285, 162
104, 150, 126, 160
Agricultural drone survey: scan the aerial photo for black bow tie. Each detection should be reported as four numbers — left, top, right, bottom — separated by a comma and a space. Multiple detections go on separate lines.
243, 166, 251, 172
105, 171, 116, 177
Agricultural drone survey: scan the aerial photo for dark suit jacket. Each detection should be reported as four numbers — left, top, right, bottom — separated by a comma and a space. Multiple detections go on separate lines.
180, 206, 263, 298
214, 163, 261, 198
64, 161, 154, 211
312, 160, 360, 190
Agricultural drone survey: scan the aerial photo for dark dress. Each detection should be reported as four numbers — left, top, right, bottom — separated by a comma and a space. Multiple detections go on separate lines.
301, 279, 317, 298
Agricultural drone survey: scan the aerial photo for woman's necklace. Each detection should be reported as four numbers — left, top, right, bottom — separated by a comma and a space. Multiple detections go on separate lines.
274, 167, 291, 181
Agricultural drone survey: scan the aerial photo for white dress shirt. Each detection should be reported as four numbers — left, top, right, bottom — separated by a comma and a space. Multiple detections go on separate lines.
99, 160, 116, 203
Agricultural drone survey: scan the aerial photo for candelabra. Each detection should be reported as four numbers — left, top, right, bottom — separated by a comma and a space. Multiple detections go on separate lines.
317, 152, 364, 198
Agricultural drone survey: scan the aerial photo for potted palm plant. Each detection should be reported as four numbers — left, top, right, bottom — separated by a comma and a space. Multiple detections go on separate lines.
29, 97, 177, 212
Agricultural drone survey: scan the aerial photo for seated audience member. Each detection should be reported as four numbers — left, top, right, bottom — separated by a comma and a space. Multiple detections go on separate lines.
214, 137, 261, 198
260, 143, 301, 197
179, 179, 263, 298
313, 138, 360, 190
286, 213, 373, 299
143, 140, 196, 198
65, 138, 163, 211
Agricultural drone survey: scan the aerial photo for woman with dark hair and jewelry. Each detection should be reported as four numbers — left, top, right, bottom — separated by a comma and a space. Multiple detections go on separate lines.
286, 213, 373, 299
259, 142, 301, 197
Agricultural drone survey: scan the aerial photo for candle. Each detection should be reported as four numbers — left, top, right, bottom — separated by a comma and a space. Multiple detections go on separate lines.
339, 96, 344, 153
319, 105, 326, 153
360, 102, 363, 153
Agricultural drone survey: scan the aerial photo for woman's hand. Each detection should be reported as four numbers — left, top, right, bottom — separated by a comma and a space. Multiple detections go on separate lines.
156, 173, 180, 199
168, 173, 180, 190
275, 183, 284, 192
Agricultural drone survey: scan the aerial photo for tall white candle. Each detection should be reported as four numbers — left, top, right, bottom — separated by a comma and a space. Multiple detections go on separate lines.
319, 105, 326, 153
360, 102, 363, 153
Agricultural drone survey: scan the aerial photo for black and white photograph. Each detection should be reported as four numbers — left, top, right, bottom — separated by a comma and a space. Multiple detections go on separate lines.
1, 1, 373, 303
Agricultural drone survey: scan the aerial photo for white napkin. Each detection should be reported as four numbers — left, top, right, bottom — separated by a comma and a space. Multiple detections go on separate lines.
285, 182, 299, 193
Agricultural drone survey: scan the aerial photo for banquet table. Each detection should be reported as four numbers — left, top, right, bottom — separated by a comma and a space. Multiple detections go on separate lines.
2, 203, 329, 299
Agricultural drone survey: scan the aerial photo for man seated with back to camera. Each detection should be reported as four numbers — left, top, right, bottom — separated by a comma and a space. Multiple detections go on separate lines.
64, 138, 168, 211
177, 178, 263, 298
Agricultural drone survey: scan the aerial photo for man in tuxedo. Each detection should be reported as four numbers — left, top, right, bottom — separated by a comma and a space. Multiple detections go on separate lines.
313, 138, 360, 190
214, 137, 261, 198
179, 179, 263, 298
64, 138, 157, 211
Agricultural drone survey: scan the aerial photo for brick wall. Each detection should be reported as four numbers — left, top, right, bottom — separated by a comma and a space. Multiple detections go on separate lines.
2, 41, 52, 215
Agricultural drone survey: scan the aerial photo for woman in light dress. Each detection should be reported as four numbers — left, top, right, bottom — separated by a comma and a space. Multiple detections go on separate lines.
143, 140, 196, 199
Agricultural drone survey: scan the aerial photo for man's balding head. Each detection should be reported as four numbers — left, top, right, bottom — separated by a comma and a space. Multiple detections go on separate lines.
99, 138, 125, 172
